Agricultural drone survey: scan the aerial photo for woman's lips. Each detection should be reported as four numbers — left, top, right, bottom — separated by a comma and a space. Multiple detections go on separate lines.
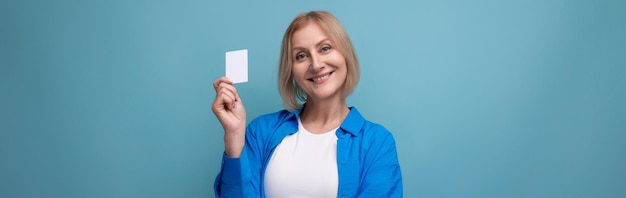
308, 71, 333, 83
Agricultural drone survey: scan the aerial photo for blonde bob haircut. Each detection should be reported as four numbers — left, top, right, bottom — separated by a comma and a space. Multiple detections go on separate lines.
278, 11, 360, 111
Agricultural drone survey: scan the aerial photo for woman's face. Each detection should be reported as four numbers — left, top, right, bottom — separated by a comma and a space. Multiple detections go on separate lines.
291, 22, 347, 102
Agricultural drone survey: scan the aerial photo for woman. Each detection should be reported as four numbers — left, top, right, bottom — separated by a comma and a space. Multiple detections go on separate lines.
212, 11, 402, 198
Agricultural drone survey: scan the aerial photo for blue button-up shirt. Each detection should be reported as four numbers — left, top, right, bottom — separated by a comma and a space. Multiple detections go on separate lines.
214, 107, 402, 197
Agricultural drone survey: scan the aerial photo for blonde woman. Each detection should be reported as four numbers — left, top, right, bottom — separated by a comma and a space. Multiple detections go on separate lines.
212, 11, 402, 197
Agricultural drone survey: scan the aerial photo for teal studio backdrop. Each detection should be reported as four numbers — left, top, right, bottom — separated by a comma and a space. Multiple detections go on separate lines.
1, 0, 625, 197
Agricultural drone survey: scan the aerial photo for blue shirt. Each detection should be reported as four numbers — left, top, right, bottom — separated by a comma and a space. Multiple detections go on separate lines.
214, 107, 403, 197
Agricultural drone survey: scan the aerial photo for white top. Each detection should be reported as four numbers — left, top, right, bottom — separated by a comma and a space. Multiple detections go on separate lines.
264, 118, 339, 198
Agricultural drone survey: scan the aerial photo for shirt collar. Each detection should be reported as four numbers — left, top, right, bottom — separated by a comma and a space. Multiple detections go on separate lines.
287, 105, 364, 137
340, 107, 365, 137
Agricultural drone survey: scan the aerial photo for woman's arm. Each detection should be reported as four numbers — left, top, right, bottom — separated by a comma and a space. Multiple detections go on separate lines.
211, 77, 246, 158
212, 77, 263, 197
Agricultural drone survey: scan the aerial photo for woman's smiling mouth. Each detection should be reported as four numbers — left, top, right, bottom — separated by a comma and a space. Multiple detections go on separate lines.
308, 71, 334, 83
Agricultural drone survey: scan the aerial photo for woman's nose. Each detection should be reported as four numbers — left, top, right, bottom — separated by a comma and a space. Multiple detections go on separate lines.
309, 53, 324, 72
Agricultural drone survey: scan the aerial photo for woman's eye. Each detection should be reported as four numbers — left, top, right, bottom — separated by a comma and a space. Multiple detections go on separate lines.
295, 53, 308, 60
321, 45, 331, 53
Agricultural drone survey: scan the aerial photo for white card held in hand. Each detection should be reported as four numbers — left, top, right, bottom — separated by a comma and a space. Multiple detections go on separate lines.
225, 49, 248, 84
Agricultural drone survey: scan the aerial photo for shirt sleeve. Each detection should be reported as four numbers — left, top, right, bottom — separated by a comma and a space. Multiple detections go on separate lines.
357, 128, 403, 197
214, 120, 264, 198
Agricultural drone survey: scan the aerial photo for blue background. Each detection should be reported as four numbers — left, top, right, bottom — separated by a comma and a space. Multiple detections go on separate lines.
2, 0, 625, 197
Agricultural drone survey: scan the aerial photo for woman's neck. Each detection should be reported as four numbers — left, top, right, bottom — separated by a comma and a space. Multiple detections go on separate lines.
299, 98, 349, 134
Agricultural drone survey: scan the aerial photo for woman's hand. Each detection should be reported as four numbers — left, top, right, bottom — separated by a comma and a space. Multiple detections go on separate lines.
211, 77, 246, 158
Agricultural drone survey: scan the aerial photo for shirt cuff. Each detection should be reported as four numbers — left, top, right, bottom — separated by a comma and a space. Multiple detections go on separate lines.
220, 152, 250, 185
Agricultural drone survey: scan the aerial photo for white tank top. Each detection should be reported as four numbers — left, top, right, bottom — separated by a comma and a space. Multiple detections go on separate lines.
264, 118, 339, 198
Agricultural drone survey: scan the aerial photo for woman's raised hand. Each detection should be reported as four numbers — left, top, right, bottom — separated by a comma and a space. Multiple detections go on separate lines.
211, 77, 246, 158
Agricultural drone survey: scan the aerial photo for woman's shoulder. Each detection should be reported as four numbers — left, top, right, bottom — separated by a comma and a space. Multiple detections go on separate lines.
361, 119, 393, 138
345, 106, 394, 138
347, 110, 397, 150
246, 109, 298, 141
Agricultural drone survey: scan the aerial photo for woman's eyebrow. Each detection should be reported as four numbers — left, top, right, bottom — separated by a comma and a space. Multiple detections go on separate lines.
291, 46, 306, 52
315, 39, 330, 47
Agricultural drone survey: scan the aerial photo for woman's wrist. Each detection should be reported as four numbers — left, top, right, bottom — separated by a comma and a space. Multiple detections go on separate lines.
224, 131, 245, 158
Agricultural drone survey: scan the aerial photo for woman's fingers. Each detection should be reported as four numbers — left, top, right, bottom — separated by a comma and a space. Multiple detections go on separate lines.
214, 77, 239, 101
213, 77, 233, 92
217, 83, 239, 101
212, 77, 240, 112
218, 91, 236, 109
218, 86, 238, 110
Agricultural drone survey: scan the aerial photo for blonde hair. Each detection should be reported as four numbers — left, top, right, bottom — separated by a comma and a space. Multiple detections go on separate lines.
278, 11, 360, 111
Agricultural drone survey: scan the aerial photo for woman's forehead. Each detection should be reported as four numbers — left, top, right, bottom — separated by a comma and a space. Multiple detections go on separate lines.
291, 23, 331, 48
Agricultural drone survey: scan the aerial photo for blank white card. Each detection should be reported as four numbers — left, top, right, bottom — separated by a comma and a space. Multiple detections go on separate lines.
225, 49, 248, 84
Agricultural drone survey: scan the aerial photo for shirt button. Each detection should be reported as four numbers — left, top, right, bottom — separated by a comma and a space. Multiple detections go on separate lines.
341, 161, 346, 165
343, 191, 348, 196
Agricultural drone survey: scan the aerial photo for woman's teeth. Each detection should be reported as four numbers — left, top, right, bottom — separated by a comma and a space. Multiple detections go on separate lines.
312, 74, 330, 82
